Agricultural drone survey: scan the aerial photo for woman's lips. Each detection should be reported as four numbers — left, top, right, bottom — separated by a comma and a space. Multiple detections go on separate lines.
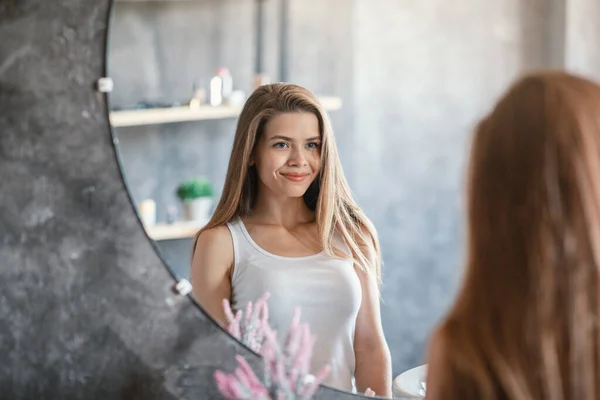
281, 172, 309, 182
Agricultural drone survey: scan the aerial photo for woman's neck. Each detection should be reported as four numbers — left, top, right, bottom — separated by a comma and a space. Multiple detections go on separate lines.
249, 193, 314, 228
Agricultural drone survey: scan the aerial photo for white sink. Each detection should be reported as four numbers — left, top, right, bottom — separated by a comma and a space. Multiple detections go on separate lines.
392, 364, 427, 399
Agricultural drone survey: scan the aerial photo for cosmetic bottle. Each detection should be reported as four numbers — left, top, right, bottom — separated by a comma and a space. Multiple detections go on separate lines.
209, 73, 223, 107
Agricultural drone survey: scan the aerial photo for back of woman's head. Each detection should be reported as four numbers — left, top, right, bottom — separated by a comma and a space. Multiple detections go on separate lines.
429, 71, 600, 400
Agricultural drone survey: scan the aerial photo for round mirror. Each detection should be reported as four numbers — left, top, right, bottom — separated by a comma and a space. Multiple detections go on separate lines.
106, 0, 480, 397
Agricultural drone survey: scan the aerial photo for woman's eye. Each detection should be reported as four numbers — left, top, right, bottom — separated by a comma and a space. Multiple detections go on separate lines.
307, 142, 321, 149
273, 142, 289, 148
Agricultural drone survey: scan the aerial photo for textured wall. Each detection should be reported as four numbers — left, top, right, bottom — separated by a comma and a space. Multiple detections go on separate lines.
0, 1, 370, 399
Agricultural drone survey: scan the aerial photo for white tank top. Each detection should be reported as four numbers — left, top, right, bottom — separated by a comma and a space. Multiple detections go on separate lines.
226, 218, 362, 392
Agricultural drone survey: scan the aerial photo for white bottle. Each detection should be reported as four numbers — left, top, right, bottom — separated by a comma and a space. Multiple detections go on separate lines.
210, 75, 223, 106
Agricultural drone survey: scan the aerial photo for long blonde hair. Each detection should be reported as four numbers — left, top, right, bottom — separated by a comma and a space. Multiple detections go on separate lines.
427, 71, 600, 400
194, 83, 381, 281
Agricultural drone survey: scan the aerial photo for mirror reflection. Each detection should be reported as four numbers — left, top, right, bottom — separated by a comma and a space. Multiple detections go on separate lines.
107, 0, 575, 398
108, 0, 374, 396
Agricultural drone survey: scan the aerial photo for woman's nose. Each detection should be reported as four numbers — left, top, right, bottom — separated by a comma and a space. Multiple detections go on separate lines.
288, 148, 308, 166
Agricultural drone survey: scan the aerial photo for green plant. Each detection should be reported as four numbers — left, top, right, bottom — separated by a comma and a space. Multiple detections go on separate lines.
175, 177, 214, 201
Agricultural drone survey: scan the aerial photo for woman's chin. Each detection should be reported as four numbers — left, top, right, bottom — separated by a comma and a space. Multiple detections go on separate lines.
289, 189, 310, 198
281, 187, 311, 199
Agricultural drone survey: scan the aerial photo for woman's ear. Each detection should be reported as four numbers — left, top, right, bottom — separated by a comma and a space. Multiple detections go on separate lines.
249, 158, 255, 166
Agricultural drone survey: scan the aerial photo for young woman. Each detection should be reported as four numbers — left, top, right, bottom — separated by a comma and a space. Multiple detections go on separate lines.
191, 83, 392, 396
426, 71, 600, 400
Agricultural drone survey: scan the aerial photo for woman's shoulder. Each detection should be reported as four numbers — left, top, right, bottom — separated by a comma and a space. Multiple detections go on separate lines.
196, 224, 232, 246
194, 224, 234, 261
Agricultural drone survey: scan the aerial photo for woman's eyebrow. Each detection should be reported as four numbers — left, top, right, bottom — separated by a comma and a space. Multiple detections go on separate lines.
268, 135, 320, 141
269, 135, 293, 141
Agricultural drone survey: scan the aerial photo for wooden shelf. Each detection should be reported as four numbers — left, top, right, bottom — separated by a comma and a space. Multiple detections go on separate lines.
109, 96, 342, 127
111, 104, 241, 127
145, 220, 208, 241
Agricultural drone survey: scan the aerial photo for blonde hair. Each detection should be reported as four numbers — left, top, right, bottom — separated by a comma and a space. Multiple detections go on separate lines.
193, 83, 381, 281
427, 71, 600, 400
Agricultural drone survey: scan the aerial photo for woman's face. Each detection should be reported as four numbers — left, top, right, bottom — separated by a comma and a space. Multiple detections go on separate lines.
252, 112, 321, 199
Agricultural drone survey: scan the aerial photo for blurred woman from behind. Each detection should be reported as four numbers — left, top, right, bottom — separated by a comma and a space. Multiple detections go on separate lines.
426, 71, 600, 400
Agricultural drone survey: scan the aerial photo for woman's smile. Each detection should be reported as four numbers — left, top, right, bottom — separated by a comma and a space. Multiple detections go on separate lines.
280, 172, 310, 182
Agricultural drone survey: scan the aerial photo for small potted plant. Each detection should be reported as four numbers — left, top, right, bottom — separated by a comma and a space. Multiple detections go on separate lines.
175, 177, 214, 221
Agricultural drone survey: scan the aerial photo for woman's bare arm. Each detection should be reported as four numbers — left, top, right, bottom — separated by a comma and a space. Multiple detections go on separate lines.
353, 240, 393, 398
190, 225, 234, 327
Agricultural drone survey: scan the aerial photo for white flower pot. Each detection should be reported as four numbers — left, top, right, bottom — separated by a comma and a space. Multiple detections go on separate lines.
182, 197, 212, 221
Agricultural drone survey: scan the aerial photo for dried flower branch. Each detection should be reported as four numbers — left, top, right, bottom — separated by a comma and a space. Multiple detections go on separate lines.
223, 292, 270, 353
215, 292, 378, 399
214, 292, 330, 399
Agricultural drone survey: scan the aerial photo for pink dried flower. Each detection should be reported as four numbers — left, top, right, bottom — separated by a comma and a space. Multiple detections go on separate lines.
214, 370, 246, 400
222, 293, 271, 353
223, 298, 236, 323
214, 292, 331, 400
284, 308, 302, 360
234, 355, 270, 398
